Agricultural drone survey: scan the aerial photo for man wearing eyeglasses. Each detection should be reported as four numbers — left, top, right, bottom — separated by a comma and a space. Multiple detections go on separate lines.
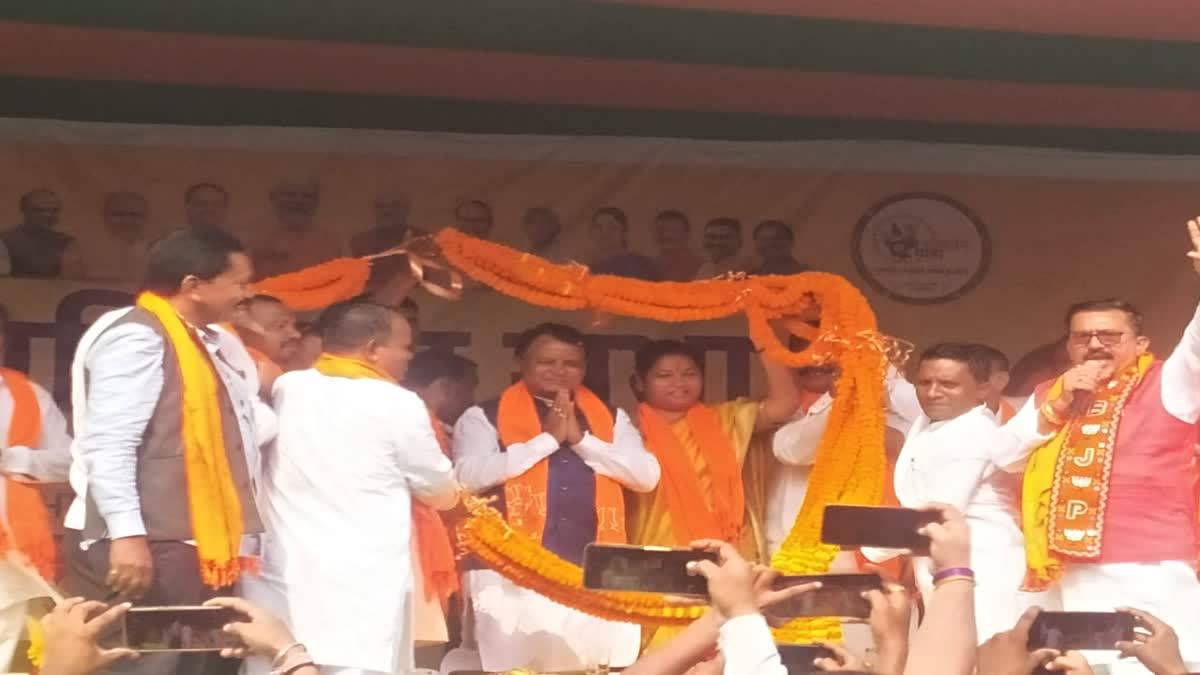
991, 219, 1200, 672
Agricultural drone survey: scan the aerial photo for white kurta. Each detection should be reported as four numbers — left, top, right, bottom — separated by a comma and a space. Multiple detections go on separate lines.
874, 405, 1037, 643
242, 370, 457, 674
451, 404, 659, 672
0, 376, 72, 668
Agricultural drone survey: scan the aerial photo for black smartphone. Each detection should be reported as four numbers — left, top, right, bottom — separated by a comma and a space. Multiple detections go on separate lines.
776, 644, 837, 675
1027, 611, 1136, 651
581, 543, 718, 596
122, 606, 244, 652
820, 505, 941, 555
766, 573, 883, 619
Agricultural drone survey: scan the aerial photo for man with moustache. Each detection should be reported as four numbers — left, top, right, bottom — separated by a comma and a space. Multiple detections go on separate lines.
249, 181, 345, 278
993, 222, 1200, 671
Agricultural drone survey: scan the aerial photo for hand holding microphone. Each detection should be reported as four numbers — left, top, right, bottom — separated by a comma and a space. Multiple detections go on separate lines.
1057, 361, 1104, 414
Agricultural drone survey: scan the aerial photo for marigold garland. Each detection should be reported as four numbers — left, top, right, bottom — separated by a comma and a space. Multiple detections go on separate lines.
440, 229, 892, 643
254, 257, 371, 311
460, 497, 707, 626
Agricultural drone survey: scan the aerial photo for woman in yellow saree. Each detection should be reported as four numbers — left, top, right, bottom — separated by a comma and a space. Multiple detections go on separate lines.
627, 339, 801, 647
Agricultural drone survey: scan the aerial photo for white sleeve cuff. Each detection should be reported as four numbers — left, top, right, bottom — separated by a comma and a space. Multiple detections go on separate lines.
104, 510, 148, 540
0, 446, 35, 478
571, 431, 608, 458
718, 613, 785, 675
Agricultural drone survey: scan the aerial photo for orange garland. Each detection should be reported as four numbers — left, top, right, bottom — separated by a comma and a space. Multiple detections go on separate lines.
436, 228, 891, 643
254, 257, 371, 311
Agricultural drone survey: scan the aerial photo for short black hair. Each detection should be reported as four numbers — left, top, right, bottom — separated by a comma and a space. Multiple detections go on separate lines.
512, 322, 587, 358
404, 349, 478, 388
753, 220, 794, 242
634, 339, 704, 378
1065, 298, 1144, 335
143, 229, 245, 295
320, 302, 403, 352
185, 182, 228, 202
968, 343, 1009, 374
920, 342, 992, 383
593, 207, 629, 231
705, 217, 742, 233
654, 209, 690, 229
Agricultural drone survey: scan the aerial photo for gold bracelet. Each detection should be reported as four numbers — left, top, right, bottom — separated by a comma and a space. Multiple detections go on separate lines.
1039, 402, 1067, 427
933, 576, 975, 588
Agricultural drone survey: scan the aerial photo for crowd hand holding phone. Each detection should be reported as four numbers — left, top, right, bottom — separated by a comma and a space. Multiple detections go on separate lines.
42, 598, 138, 675
685, 539, 821, 625
1044, 651, 1094, 675
834, 572, 912, 675
918, 503, 970, 572
812, 642, 868, 672
1113, 607, 1188, 675
203, 597, 319, 674
543, 389, 584, 446
977, 608, 1061, 675
108, 535, 153, 600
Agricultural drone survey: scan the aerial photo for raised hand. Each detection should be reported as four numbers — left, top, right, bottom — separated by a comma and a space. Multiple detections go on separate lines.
1187, 218, 1200, 276
542, 389, 572, 444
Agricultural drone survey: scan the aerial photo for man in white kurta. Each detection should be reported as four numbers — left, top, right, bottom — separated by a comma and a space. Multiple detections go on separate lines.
864, 343, 1033, 644
452, 323, 660, 673
242, 303, 458, 675
0, 305, 72, 668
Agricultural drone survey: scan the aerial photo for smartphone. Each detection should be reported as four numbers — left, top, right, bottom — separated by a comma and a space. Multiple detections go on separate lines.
766, 573, 883, 619
1026, 611, 1136, 651
581, 543, 718, 596
122, 606, 243, 652
820, 505, 941, 555
776, 644, 836, 675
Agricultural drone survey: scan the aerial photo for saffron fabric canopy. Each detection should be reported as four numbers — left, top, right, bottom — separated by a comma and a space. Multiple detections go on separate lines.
2, 1, 1199, 153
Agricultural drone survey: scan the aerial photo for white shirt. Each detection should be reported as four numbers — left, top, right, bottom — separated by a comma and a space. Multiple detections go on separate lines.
868, 406, 1023, 589
0, 374, 72, 608
252, 369, 457, 672
452, 405, 660, 494
766, 371, 920, 555
64, 307, 272, 552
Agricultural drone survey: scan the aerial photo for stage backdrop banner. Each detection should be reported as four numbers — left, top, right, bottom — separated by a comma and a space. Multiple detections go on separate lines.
4, 119, 1200, 533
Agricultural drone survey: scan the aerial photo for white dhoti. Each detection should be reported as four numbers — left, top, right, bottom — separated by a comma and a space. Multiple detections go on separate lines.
467, 569, 640, 672
1038, 561, 1200, 674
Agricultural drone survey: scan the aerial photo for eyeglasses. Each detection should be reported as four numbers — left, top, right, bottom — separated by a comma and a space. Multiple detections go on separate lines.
1068, 330, 1130, 347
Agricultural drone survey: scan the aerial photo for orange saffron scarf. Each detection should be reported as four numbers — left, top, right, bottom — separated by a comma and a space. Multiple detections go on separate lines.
311, 352, 459, 608
137, 292, 246, 588
1021, 354, 1153, 590
496, 381, 626, 544
0, 369, 57, 580
636, 403, 744, 545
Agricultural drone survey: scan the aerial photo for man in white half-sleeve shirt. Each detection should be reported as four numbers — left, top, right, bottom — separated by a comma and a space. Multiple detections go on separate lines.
242, 302, 458, 675
453, 322, 660, 673
0, 303, 71, 670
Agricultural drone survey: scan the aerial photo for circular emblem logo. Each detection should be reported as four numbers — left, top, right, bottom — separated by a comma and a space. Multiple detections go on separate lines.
852, 192, 991, 305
